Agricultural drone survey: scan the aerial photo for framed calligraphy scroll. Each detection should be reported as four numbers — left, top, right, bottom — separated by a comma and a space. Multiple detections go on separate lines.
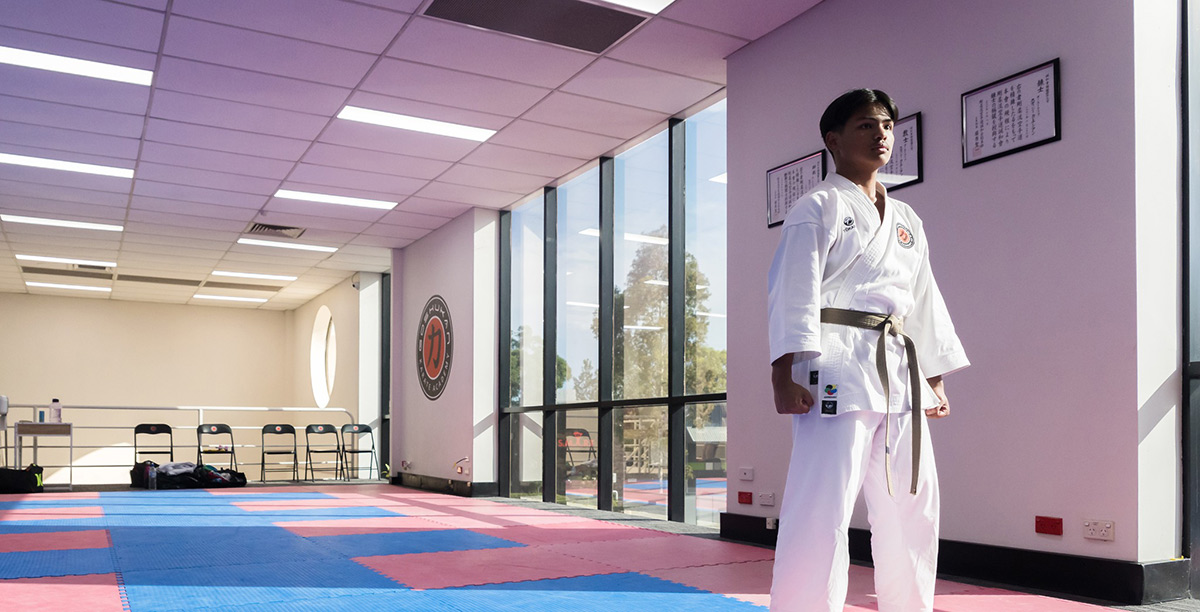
879, 112, 922, 191
766, 150, 825, 227
962, 58, 1060, 167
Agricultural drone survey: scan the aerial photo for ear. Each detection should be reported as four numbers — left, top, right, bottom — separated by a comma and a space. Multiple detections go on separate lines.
823, 130, 839, 159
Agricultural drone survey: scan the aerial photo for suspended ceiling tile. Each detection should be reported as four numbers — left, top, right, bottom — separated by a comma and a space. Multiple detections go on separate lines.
149, 90, 330, 141
132, 180, 266, 209
414, 181, 523, 208
317, 119, 479, 162
316, 258, 389, 273
0, 1, 166, 51
0, 166, 133, 195
0, 25, 158, 69
129, 196, 259, 222
659, 0, 820, 40
155, 57, 350, 115
522, 92, 667, 139
122, 221, 237, 242
284, 164, 428, 198
436, 164, 552, 195
5, 223, 123, 244
360, 59, 550, 118
0, 198, 126, 220
121, 231, 230, 251
134, 163, 281, 196
0, 121, 141, 161
250, 208, 374, 233
120, 241, 226, 260
116, 0, 168, 11
117, 252, 219, 268
488, 120, 624, 160
393, 196, 472, 218
126, 207, 250, 232
346, 91, 513, 131
0, 65, 150, 115
0, 95, 146, 138
376, 209, 454, 230
164, 17, 377, 88
301, 143, 453, 180
560, 58, 722, 114
386, 17, 594, 89
459, 143, 587, 178
353, 0, 425, 11
606, 17, 744, 84
0, 178, 130, 208
221, 250, 331, 268
360, 223, 431, 240
144, 118, 311, 161
348, 233, 415, 249
140, 141, 296, 180
171, 0, 412, 54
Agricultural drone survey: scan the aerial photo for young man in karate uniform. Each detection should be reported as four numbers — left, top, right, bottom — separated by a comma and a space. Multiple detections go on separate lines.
767, 89, 970, 612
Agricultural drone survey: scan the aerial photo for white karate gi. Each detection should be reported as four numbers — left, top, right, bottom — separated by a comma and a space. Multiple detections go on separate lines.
767, 172, 969, 612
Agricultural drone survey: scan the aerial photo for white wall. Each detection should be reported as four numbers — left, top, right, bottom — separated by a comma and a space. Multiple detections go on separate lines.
286, 276, 360, 413
726, 0, 1180, 563
392, 208, 498, 484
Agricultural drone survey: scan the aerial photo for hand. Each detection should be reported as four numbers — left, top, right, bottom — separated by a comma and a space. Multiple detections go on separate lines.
772, 356, 814, 414
924, 375, 949, 419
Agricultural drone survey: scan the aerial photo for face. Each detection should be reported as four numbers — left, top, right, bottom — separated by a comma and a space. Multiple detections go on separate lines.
825, 103, 894, 173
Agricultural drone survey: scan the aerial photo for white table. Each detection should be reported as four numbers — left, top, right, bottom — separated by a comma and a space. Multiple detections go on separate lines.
14, 422, 73, 491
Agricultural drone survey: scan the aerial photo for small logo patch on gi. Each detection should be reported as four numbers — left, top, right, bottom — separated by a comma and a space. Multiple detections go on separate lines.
809, 371, 819, 385
824, 384, 837, 396
842, 216, 855, 232
896, 223, 915, 249
821, 400, 838, 415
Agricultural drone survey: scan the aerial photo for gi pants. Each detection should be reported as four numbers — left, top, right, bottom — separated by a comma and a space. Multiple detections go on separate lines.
769, 409, 939, 612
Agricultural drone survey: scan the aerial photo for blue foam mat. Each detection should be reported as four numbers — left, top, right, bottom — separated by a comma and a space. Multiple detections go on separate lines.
306, 529, 524, 558
0, 547, 115, 579
441, 573, 766, 611
110, 526, 343, 571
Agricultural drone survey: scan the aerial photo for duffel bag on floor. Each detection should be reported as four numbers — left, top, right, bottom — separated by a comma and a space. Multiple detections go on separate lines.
0, 465, 43, 494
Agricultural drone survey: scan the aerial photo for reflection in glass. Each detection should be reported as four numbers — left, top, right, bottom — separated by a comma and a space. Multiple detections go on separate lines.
556, 167, 600, 404
509, 195, 544, 498
613, 405, 668, 520
556, 409, 599, 508
614, 132, 669, 400
684, 100, 728, 395
685, 402, 727, 527
511, 413, 544, 499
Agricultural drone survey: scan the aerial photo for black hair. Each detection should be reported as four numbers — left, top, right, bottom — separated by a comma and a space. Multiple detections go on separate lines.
819, 89, 899, 140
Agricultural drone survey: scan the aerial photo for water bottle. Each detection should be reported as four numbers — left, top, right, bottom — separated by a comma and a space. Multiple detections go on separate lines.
148, 466, 157, 490
49, 399, 61, 423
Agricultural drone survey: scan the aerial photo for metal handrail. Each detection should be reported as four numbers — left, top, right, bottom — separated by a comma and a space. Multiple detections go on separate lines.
2, 403, 354, 474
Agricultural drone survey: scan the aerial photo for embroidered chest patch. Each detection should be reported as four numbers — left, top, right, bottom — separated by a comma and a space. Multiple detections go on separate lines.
896, 223, 915, 249
842, 216, 855, 232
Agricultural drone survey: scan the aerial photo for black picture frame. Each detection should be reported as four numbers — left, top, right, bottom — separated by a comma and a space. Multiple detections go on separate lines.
962, 58, 1061, 167
879, 112, 923, 191
766, 150, 825, 227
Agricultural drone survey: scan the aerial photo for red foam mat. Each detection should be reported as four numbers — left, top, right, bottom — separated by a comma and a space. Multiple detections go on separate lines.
540, 532, 776, 572
648, 559, 774, 607
355, 545, 621, 590
0, 529, 110, 553
0, 573, 125, 611
471, 520, 676, 546
0, 506, 104, 522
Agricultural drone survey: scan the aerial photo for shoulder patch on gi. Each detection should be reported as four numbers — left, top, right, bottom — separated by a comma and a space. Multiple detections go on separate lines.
809, 371, 819, 385
821, 400, 838, 415
896, 223, 915, 249
842, 216, 855, 232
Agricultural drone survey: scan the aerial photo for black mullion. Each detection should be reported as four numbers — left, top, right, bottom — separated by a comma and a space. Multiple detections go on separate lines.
598, 157, 616, 511
380, 273, 391, 479
543, 187, 559, 503
1183, 0, 1199, 589
497, 211, 513, 497
667, 118, 687, 521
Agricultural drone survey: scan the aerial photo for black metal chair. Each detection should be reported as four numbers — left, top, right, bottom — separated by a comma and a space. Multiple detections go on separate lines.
304, 424, 341, 481
196, 423, 237, 470
261, 424, 298, 482
134, 424, 174, 463
339, 423, 378, 480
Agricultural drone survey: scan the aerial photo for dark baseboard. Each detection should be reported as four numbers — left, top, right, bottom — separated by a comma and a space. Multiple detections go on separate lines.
720, 512, 1190, 605
392, 473, 497, 497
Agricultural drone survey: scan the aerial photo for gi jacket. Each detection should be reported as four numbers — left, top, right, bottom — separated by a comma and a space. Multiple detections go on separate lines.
768, 173, 969, 416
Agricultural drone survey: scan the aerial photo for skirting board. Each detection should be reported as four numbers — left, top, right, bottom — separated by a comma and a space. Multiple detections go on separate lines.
393, 472, 498, 497
720, 512, 1189, 605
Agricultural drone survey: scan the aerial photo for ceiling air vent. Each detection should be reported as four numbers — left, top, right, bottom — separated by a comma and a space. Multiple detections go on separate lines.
423, 0, 645, 54
246, 222, 306, 239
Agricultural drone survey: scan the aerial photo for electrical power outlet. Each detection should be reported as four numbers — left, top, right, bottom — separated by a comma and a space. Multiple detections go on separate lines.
758, 492, 775, 506
765, 517, 778, 530
1083, 519, 1115, 541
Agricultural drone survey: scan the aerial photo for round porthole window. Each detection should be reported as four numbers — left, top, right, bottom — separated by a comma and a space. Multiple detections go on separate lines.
310, 305, 337, 408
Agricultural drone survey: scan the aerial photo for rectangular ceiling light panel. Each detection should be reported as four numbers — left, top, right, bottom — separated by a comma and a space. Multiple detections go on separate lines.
16, 254, 117, 267
237, 237, 338, 253
423, 0, 646, 53
337, 106, 495, 142
0, 45, 153, 85
26, 281, 112, 293
213, 270, 298, 281
0, 152, 134, 178
1, 214, 124, 232
275, 188, 396, 210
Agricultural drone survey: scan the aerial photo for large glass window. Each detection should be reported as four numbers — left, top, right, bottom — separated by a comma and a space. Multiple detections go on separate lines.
614, 132, 670, 400
556, 167, 600, 404
556, 408, 599, 508
614, 404, 669, 520
509, 195, 545, 498
685, 401, 727, 528
684, 100, 728, 395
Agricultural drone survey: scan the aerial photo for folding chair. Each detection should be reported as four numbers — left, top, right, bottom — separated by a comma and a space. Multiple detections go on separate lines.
196, 423, 237, 470
304, 424, 341, 481
134, 424, 174, 463
339, 423, 378, 480
261, 424, 298, 482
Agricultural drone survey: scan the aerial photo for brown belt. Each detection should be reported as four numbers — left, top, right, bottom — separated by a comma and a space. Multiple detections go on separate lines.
820, 307, 923, 496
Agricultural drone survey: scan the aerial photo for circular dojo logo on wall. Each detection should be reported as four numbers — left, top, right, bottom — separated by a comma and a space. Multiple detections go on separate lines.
417, 295, 453, 401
